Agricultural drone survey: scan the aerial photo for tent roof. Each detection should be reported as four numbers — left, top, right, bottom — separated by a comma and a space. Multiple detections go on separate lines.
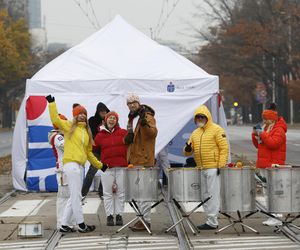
32, 15, 216, 81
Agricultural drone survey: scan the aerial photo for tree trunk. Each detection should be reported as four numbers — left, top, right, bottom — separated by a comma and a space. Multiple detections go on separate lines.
242, 105, 250, 124
1, 94, 12, 128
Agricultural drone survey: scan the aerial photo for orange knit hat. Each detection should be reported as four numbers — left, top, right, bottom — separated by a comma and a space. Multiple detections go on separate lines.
72, 105, 87, 117
262, 110, 278, 121
105, 111, 119, 123
53, 114, 67, 130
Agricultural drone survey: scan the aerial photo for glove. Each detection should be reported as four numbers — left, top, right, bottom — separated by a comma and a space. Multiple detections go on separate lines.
127, 124, 133, 131
140, 118, 148, 127
217, 168, 220, 176
45, 95, 55, 103
101, 163, 108, 172
184, 142, 192, 152
128, 111, 138, 121
124, 132, 134, 144
253, 123, 262, 130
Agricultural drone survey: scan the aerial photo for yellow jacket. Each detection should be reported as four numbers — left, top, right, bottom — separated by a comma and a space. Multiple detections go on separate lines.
48, 102, 103, 169
184, 105, 229, 168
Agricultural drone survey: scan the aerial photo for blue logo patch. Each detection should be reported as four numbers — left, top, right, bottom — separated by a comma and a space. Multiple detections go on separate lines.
167, 82, 175, 92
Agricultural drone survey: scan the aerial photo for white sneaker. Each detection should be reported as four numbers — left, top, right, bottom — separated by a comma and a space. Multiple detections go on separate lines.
262, 217, 282, 226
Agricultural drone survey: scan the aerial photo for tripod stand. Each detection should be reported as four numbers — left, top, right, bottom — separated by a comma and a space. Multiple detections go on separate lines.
215, 210, 260, 235
116, 198, 164, 235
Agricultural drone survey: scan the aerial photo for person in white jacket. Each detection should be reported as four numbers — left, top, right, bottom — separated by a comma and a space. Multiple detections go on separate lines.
48, 114, 75, 230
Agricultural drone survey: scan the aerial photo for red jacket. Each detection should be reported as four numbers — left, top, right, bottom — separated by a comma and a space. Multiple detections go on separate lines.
252, 117, 287, 168
94, 125, 128, 168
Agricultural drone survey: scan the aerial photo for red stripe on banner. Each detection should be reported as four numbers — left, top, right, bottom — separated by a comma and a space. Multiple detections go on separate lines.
26, 96, 47, 120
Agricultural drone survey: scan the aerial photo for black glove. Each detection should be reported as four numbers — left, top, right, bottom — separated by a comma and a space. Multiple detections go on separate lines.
184, 142, 192, 152
140, 118, 148, 127
124, 132, 134, 144
46, 95, 55, 103
217, 168, 220, 176
101, 163, 108, 172
253, 123, 262, 130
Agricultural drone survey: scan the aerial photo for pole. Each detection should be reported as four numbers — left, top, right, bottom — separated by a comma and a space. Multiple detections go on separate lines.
150, 27, 153, 39
287, 10, 294, 125
272, 57, 276, 103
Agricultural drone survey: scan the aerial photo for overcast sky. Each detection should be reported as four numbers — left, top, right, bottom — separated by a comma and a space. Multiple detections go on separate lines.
41, 0, 207, 50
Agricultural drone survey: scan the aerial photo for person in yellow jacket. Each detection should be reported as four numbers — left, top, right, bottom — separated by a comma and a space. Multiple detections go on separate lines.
46, 95, 108, 233
184, 105, 228, 230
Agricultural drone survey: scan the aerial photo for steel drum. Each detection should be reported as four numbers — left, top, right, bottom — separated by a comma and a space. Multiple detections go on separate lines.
125, 167, 159, 202
267, 167, 300, 213
168, 168, 201, 202
220, 167, 256, 212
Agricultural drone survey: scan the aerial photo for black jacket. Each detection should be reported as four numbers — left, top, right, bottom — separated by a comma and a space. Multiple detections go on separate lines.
88, 102, 110, 138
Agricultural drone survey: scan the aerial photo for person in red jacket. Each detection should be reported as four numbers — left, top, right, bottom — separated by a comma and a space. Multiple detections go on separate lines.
252, 102, 287, 226
94, 111, 133, 226
252, 103, 287, 168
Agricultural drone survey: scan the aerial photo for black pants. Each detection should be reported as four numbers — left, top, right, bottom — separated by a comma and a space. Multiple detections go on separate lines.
81, 152, 103, 197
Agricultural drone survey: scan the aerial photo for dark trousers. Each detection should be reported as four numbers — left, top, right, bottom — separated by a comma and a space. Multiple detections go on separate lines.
81, 152, 103, 197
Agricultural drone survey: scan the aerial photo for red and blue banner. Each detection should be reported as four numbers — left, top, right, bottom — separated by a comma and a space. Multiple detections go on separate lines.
26, 96, 58, 191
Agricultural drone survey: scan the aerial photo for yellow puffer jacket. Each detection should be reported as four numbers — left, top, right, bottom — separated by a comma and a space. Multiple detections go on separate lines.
49, 102, 103, 169
184, 105, 229, 168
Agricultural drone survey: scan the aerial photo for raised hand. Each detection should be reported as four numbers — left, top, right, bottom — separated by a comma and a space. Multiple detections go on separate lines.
45, 95, 55, 103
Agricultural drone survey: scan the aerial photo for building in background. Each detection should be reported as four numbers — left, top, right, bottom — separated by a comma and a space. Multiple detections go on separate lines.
28, 0, 41, 29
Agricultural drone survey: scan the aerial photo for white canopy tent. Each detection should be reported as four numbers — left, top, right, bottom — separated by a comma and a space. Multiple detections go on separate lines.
12, 15, 225, 191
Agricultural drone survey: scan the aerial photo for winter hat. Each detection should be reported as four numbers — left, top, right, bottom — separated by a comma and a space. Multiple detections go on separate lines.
72, 104, 87, 117
53, 114, 67, 130
262, 103, 278, 121
126, 93, 140, 104
105, 111, 119, 123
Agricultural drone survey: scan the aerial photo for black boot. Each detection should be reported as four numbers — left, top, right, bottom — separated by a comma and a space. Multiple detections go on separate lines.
107, 215, 114, 226
116, 214, 123, 226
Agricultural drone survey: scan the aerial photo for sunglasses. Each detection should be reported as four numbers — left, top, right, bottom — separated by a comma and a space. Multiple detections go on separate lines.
127, 101, 139, 105
195, 114, 207, 119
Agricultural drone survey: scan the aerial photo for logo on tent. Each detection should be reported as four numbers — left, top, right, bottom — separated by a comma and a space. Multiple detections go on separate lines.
167, 82, 175, 92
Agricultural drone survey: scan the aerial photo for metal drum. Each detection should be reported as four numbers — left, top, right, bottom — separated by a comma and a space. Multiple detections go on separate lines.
220, 167, 256, 212
267, 167, 300, 213
125, 167, 159, 202
168, 168, 201, 202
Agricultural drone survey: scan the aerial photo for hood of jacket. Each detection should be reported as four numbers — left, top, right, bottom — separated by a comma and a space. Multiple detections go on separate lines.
139, 104, 155, 117
95, 102, 110, 116
194, 105, 213, 128
274, 116, 287, 133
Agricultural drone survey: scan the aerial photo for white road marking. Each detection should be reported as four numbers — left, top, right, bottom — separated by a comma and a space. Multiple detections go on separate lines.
181, 202, 204, 212
82, 198, 101, 214
0, 199, 50, 217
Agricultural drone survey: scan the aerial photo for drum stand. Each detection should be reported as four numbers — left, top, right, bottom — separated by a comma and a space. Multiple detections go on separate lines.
260, 211, 300, 233
116, 198, 164, 235
215, 210, 260, 235
165, 197, 211, 235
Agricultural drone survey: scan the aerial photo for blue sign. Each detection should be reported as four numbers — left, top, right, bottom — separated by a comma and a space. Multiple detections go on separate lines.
167, 82, 175, 92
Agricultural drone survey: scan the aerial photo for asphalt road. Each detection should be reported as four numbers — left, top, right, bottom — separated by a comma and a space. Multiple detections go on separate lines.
227, 125, 300, 165
0, 131, 13, 158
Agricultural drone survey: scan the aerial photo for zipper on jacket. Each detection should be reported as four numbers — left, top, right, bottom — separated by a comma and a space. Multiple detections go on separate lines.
82, 127, 85, 150
199, 128, 205, 167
